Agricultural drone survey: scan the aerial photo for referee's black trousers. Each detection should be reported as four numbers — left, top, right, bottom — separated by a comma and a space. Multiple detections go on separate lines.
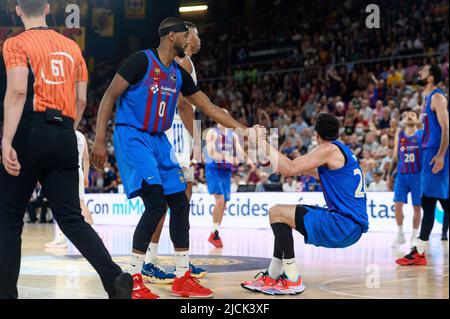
0, 113, 122, 299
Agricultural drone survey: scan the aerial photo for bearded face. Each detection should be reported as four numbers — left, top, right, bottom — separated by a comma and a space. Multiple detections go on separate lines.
417, 66, 430, 86
173, 40, 186, 58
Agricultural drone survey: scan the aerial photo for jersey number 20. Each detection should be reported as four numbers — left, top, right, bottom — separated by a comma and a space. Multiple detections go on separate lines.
404, 153, 415, 163
353, 168, 365, 198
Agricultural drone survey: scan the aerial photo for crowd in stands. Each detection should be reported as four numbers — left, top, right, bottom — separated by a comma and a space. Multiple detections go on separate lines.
1, 0, 449, 194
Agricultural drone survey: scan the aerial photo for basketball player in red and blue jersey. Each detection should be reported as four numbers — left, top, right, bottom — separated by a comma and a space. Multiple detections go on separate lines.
204, 117, 245, 248
388, 110, 423, 249
141, 21, 207, 283
242, 113, 368, 295
396, 65, 449, 266
91, 18, 252, 299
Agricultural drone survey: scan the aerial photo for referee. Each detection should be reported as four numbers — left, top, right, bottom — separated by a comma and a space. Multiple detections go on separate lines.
0, 0, 132, 299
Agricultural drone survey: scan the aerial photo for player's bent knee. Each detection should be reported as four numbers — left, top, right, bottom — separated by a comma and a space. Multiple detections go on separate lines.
269, 205, 283, 223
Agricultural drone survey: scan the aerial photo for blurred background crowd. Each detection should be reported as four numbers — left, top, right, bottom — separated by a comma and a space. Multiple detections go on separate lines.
1, 0, 449, 196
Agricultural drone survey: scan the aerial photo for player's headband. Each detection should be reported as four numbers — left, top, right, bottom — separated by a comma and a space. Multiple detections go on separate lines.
314, 113, 340, 141
159, 23, 189, 38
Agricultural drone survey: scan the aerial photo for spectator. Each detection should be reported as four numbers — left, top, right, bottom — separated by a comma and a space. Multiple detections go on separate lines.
282, 176, 297, 192
27, 184, 51, 224
231, 173, 246, 192
193, 179, 208, 193
368, 170, 388, 191
290, 116, 308, 135
103, 162, 118, 193
378, 107, 391, 130
255, 173, 269, 192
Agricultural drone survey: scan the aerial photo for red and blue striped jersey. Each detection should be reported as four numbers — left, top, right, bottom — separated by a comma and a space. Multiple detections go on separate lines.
115, 50, 182, 133
398, 130, 422, 174
421, 88, 447, 149
205, 127, 235, 171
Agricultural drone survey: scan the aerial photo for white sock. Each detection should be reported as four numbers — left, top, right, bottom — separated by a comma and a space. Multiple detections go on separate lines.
175, 251, 189, 278
212, 223, 219, 233
282, 258, 299, 282
129, 252, 145, 275
412, 229, 419, 238
398, 225, 403, 233
145, 243, 158, 265
54, 225, 65, 242
416, 239, 427, 254
267, 257, 283, 278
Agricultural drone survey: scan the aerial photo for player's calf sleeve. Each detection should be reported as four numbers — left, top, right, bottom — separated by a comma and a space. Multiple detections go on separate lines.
419, 195, 438, 241
166, 191, 190, 249
133, 184, 167, 252
270, 223, 295, 259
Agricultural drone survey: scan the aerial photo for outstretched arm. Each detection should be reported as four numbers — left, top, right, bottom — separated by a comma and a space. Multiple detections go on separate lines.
185, 91, 247, 131
259, 133, 324, 178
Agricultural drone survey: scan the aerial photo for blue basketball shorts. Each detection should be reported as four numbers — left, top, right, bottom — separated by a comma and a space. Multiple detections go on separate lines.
296, 205, 364, 249
421, 147, 449, 199
205, 166, 232, 202
113, 125, 186, 199
394, 172, 422, 206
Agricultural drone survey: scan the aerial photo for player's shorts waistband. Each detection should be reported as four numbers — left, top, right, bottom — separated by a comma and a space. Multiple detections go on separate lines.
115, 123, 165, 136
22, 112, 74, 129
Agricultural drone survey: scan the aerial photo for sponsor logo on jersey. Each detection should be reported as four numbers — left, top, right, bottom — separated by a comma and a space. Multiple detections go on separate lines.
151, 83, 159, 94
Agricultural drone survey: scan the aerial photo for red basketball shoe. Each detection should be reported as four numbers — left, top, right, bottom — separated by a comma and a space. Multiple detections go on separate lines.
395, 247, 427, 266
208, 230, 223, 248
132, 274, 159, 299
241, 271, 277, 292
171, 270, 214, 298
260, 273, 306, 295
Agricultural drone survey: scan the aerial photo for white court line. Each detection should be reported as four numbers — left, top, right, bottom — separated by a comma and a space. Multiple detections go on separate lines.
319, 269, 449, 299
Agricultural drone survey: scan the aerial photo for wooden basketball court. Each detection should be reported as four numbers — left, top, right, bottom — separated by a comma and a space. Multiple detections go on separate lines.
18, 224, 448, 299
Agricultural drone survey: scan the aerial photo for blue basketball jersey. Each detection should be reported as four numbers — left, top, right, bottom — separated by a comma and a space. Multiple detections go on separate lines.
205, 127, 235, 171
422, 88, 448, 149
397, 130, 422, 174
115, 50, 183, 133
317, 140, 368, 232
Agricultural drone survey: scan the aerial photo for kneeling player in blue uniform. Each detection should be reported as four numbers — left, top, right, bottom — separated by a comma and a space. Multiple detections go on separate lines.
241, 113, 368, 295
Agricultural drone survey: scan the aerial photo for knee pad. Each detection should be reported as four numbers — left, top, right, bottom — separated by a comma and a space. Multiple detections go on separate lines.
133, 184, 167, 252
166, 192, 190, 249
